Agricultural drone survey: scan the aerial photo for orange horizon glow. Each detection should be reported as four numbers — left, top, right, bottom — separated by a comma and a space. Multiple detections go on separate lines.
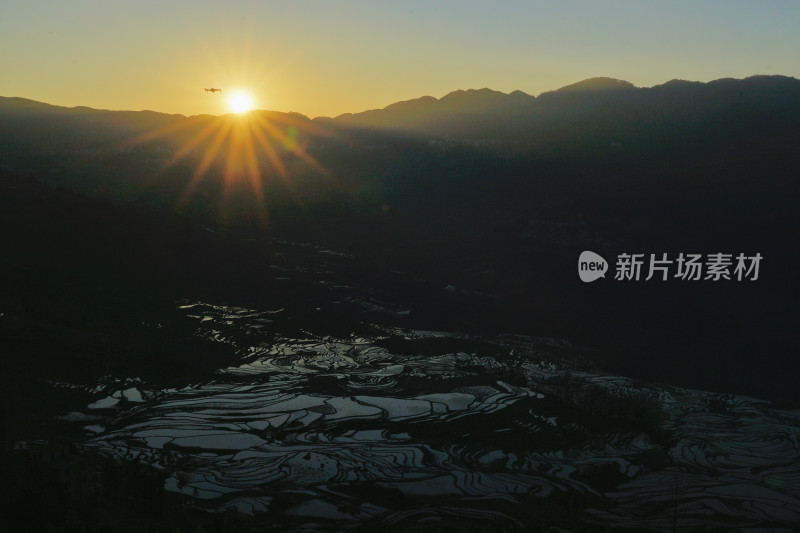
4, 3, 798, 119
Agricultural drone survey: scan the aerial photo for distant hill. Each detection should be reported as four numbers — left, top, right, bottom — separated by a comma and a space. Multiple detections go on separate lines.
554, 77, 636, 92
0, 96, 311, 146
0, 98, 319, 209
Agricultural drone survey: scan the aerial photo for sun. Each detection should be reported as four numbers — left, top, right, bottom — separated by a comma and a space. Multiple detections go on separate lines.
227, 90, 255, 114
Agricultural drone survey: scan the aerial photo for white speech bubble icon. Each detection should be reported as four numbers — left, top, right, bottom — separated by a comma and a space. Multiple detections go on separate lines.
578, 251, 608, 282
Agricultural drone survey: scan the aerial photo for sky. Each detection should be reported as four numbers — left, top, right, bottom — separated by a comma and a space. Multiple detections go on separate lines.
1, 0, 798, 118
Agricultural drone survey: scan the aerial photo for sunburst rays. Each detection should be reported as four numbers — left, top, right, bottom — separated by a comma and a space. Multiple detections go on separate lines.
124, 109, 337, 227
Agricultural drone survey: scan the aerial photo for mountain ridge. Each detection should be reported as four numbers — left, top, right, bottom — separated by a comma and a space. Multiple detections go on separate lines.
4, 75, 799, 123
554, 77, 636, 93
328, 75, 800, 131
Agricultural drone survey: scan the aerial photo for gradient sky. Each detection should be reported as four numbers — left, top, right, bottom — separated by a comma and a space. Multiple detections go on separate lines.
2, 1, 798, 118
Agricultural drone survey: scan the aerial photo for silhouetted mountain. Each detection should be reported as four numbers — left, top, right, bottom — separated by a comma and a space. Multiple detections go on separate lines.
323, 75, 800, 145
1, 76, 799, 403
0, 96, 60, 112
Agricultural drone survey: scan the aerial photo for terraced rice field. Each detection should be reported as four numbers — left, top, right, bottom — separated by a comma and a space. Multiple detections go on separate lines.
62, 300, 800, 531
